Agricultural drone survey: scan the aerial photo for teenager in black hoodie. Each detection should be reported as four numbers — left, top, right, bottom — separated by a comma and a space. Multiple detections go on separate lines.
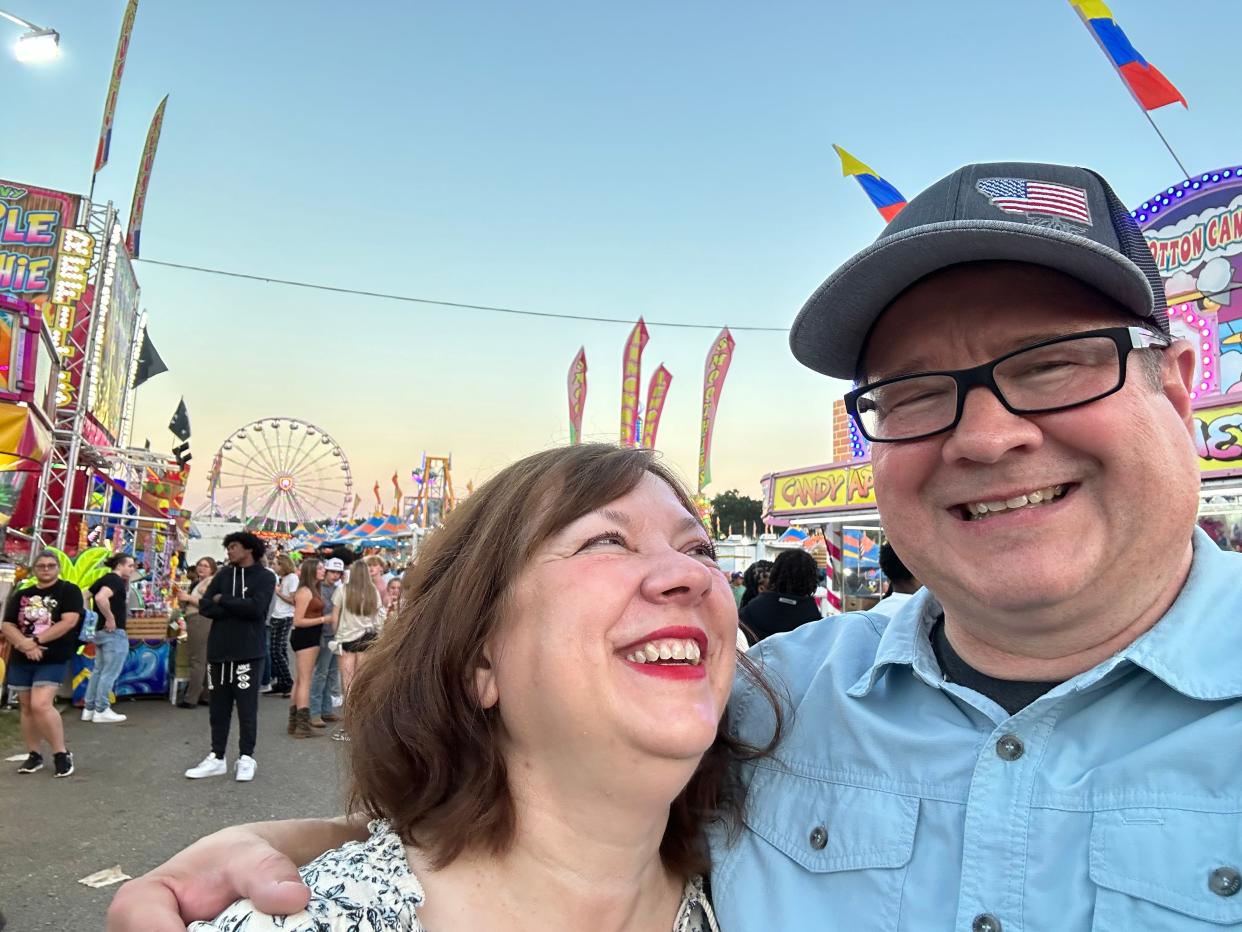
184, 531, 275, 782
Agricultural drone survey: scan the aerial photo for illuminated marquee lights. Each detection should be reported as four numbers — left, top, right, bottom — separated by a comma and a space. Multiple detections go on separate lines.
48, 226, 95, 407
1131, 167, 1242, 224
1172, 301, 1216, 399
86, 224, 122, 413
846, 416, 870, 461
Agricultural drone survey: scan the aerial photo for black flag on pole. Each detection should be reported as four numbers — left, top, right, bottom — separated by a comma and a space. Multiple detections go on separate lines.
133, 329, 169, 388
168, 398, 191, 442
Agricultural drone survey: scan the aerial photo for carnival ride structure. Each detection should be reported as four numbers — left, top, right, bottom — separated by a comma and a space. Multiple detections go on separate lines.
201, 417, 353, 533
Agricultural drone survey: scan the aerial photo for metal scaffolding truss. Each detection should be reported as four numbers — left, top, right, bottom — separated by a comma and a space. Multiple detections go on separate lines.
31, 200, 133, 553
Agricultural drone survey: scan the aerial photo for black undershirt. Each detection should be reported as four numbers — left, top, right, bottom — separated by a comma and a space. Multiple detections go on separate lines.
929, 617, 1063, 716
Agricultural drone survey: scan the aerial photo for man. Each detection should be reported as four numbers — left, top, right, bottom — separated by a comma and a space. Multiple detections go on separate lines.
0, 551, 83, 777
870, 541, 921, 618
307, 557, 344, 729
728, 570, 745, 607
184, 531, 275, 782
108, 162, 1242, 930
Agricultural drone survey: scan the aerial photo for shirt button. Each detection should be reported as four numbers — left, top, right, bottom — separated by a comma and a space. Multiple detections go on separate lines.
808, 826, 828, 850
995, 734, 1024, 761
972, 914, 1002, 932
1210, 866, 1242, 897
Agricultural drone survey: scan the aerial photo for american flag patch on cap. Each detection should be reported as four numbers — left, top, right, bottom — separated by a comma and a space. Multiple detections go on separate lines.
976, 178, 1092, 226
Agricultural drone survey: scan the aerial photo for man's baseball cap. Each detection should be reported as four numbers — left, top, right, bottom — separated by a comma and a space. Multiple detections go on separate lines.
323, 557, 345, 572
790, 161, 1170, 380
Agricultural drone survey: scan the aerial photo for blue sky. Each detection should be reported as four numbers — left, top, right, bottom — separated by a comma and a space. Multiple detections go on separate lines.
5, 0, 1242, 515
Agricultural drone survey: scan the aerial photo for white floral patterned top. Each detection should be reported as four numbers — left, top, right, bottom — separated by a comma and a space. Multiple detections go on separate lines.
189, 820, 720, 932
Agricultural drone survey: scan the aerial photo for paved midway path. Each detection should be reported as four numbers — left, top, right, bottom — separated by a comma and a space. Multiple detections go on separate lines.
0, 694, 347, 931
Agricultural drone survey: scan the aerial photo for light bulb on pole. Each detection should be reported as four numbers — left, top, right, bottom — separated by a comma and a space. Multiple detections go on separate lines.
0, 9, 60, 63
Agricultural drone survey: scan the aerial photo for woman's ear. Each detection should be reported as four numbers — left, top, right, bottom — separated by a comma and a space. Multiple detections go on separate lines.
474, 644, 499, 710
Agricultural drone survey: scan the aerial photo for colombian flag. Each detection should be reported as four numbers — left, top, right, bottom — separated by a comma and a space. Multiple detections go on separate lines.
1069, 0, 1186, 111
833, 145, 907, 223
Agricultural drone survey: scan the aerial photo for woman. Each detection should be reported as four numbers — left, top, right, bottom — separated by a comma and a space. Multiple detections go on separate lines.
327, 561, 383, 741
267, 555, 298, 697
288, 559, 331, 739
738, 548, 822, 644
185, 443, 779, 930
83, 553, 138, 723
177, 557, 218, 709
384, 577, 402, 620
737, 559, 771, 610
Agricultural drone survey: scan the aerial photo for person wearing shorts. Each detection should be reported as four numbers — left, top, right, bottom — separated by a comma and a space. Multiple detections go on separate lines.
1, 551, 85, 777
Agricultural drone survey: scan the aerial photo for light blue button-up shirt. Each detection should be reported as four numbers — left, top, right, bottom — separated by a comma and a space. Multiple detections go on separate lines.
711, 528, 1242, 930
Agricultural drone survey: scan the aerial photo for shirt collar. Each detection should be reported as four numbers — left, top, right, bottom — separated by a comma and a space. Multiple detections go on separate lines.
848, 527, 1242, 702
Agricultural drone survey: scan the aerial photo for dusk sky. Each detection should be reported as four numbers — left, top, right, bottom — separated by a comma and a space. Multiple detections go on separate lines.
6, 0, 1242, 518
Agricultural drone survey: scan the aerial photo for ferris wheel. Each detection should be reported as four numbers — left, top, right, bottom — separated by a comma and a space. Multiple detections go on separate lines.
207, 418, 353, 531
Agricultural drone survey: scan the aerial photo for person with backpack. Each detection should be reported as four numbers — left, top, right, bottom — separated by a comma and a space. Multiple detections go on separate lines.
83, 553, 137, 724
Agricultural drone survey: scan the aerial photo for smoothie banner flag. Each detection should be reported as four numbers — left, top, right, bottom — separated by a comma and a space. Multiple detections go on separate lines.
567, 346, 587, 445
126, 94, 167, 258
392, 471, 403, 514
639, 365, 672, 450
697, 328, 735, 492
373, 480, 382, 515
619, 318, 649, 448
833, 145, 907, 222
94, 0, 139, 174
1068, 0, 1187, 111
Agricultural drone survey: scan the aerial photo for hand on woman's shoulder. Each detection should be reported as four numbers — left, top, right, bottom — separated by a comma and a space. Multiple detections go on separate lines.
189, 821, 424, 932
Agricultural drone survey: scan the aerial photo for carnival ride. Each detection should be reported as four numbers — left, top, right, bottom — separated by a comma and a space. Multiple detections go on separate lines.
201, 418, 353, 532
409, 454, 455, 529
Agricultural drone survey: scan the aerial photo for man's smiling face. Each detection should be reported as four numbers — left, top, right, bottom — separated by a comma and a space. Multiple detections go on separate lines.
864, 262, 1199, 619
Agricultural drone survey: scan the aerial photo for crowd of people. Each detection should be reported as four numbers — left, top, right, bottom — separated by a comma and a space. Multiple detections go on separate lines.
0, 530, 407, 783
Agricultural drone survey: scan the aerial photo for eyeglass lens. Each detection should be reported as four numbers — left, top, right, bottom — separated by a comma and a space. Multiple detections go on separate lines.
856, 336, 1123, 441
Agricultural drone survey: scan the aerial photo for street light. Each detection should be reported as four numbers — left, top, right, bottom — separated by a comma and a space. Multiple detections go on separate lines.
0, 9, 60, 63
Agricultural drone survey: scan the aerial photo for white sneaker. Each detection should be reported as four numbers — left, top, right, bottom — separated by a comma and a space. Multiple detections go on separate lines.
235, 755, 257, 782
185, 753, 227, 779
93, 709, 127, 724
81, 709, 94, 722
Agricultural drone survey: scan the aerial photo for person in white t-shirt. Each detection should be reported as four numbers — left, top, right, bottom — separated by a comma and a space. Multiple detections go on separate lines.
267, 555, 299, 697
871, 542, 922, 618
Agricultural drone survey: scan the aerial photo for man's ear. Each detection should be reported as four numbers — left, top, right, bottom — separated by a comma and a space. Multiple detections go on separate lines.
474, 644, 499, 710
1161, 339, 1197, 425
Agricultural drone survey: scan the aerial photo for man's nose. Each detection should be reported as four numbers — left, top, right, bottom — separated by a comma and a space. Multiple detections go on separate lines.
940, 385, 1043, 465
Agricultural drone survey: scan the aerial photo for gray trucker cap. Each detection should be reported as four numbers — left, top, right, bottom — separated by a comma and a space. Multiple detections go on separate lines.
789, 161, 1170, 380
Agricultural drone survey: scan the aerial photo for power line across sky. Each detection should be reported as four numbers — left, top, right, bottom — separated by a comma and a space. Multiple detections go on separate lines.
134, 258, 791, 333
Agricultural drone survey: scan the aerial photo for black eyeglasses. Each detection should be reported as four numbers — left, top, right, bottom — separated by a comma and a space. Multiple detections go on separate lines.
844, 326, 1171, 443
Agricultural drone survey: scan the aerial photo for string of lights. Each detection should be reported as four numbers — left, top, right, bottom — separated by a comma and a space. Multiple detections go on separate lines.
133, 257, 792, 333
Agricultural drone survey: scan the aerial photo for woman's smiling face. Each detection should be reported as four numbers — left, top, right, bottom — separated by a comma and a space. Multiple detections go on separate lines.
479, 472, 737, 772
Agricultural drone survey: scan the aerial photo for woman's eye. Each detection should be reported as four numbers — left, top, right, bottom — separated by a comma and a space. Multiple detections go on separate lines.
688, 542, 718, 561
577, 532, 627, 553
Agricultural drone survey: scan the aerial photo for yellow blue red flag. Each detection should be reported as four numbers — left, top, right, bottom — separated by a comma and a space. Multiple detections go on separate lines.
833, 145, 907, 223
1068, 0, 1186, 111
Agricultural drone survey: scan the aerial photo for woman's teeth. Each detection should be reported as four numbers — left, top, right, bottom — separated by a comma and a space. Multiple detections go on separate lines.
625, 639, 702, 665
965, 484, 1066, 520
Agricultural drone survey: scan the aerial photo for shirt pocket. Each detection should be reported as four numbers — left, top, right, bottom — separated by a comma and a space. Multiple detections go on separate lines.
1089, 807, 1242, 930
742, 767, 919, 928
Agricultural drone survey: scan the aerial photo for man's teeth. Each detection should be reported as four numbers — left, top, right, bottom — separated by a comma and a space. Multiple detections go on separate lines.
965, 485, 1066, 520
626, 639, 702, 665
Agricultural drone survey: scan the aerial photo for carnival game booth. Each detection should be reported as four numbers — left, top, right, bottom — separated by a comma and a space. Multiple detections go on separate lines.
68, 457, 189, 705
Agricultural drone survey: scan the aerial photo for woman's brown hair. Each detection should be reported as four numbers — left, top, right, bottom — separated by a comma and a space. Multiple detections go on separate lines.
348, 443, 781, 877
296, 557, 319, 592
275, 554, 296, 577
342, 557, 379, 617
